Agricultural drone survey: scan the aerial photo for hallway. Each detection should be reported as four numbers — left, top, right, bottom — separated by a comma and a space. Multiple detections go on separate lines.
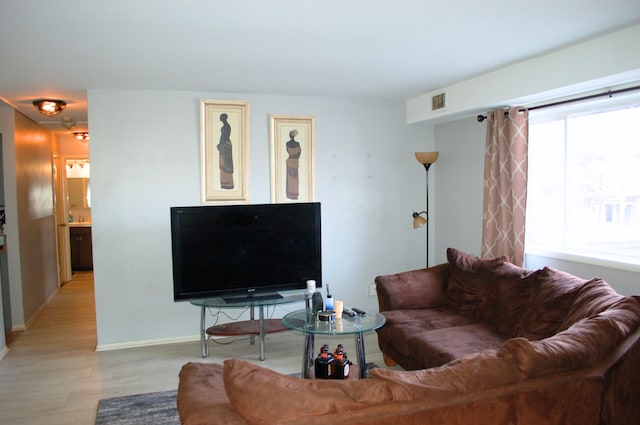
0, 273, 204, 424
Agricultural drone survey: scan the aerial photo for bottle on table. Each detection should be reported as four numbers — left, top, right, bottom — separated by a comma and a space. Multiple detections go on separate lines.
331, 344, 351, 379
314, 344, 334, 379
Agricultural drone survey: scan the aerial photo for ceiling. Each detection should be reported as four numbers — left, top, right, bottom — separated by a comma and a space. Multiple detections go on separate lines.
1, 1, 639, 135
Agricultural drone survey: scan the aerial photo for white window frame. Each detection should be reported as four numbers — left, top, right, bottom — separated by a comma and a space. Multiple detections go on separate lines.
525, 91, 640, 273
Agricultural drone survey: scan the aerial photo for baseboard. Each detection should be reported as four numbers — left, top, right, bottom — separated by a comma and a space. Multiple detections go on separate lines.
96, 334, 200, 352
12, 286, 60, 332
0, 345, 8, 361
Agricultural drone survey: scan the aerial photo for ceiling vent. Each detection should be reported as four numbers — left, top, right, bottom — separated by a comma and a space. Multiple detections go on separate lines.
431, 91, 446, 111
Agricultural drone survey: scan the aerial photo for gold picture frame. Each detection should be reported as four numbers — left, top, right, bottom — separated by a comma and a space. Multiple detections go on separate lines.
269, 114, 315, 203
200, 99, 249, 203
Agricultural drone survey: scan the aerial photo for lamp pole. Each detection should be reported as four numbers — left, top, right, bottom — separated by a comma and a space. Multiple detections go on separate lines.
422, 162, 433, 267
413, 152, 439, 268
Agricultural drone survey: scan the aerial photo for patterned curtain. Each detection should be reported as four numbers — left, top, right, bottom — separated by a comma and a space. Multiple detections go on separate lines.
481, 107, 529, 266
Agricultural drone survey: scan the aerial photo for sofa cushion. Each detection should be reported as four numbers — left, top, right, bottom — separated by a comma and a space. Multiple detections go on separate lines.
378, 308, 476, 358
445, 248, 510, 319
500, 296, 640, 378
558, 277, 624, 331
381, 307, 476, 329
597, 296, 640, 327
375, 266, 448, 311
223, 359, 416, 425
410, 323, 510, 369
370, 349, 525, 394
178, 362, 248, 425
478, 262, 535, 336
515, 267, 585, 340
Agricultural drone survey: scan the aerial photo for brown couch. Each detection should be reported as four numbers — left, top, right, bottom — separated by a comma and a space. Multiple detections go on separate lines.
176, 248, 640, 425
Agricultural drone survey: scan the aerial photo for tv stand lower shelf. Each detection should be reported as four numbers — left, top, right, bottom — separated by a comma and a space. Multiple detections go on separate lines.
206, 319, 288, 337
206, 319, 288, 360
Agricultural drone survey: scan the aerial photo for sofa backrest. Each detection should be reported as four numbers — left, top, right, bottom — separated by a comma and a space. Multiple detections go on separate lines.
512, 267, 588, 340
375, 263, 450, 312
499, 295, 640, 379
558, 277, 624, 331
445, 248, 533, 336
445, 248, 521, 322
444, 248, 627, 340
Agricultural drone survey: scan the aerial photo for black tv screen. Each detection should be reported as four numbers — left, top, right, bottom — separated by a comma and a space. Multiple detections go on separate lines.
171, 202, 322, 301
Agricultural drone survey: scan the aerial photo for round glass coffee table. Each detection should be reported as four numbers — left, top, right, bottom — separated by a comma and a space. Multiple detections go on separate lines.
282, 309, 386, 379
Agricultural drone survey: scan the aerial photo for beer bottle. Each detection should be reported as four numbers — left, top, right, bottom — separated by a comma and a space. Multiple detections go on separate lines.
331, 345, 351, 379
314, 344, 333, 379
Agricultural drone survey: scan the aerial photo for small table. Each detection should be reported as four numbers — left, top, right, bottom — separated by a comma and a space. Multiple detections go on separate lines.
190, 290, 313, 360
282, 309, 386, 379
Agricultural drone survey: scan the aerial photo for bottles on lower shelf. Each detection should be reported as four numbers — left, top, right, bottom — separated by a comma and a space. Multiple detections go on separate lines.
314, 344, 333, 379
314, 344, 352, 379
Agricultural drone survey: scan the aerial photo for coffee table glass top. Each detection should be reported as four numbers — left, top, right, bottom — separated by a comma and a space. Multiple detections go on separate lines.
282, 309, 386, 335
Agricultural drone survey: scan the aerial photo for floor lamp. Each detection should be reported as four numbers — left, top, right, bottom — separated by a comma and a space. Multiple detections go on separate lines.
412, 152, 439, 267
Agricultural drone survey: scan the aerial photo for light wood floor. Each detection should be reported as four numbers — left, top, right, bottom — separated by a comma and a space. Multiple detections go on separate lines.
0, 272, 390, 425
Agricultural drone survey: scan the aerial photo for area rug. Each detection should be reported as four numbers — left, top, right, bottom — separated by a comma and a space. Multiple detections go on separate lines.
95, 389, 179, 425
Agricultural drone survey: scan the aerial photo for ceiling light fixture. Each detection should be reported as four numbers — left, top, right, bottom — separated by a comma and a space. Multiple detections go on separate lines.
73, 132, 90, 142
61, 117, 76, 129
32, 99, 67, 116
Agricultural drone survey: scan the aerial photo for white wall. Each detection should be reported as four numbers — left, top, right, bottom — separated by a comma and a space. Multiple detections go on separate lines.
13, 113, 59, 324
432, 117, 486, 264
0, 105, 58, 333
0, 104, 20, 332
408, 23, 640, 124
88, 90, 434, 347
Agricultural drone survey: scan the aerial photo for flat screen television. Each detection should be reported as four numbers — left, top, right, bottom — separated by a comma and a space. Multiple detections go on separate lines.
170, 202, 322, 302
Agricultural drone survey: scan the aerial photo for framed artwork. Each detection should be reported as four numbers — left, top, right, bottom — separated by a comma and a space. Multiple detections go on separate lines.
200, 99, 249, 203
269, 115, 315, 203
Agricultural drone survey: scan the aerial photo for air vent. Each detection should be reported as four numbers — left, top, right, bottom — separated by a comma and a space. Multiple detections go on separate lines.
431, 92, 446, 111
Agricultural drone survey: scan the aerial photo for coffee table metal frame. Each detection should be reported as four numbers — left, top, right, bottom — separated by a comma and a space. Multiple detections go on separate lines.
282, 309, 386, 379
190, 290, 312, 360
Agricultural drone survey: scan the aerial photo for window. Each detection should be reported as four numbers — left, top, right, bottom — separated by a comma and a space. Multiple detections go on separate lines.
525, 98, 640, 267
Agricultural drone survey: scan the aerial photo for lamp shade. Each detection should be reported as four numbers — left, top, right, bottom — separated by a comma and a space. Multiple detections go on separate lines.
412, 211, 427, 229
415, 152, 439, 165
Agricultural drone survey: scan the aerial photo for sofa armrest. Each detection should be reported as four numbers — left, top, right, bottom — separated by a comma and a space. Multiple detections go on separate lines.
375, 263, 449, 311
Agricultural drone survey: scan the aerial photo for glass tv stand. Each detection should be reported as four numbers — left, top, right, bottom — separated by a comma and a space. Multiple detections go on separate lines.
190, 290, 313, 360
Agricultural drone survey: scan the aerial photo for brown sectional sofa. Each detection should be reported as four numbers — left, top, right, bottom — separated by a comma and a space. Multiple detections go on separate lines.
374, 247, 640, 422
376, 248, 636, 370
176, 248, 640, 425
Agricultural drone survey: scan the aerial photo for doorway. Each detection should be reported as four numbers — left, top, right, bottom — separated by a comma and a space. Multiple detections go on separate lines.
54, 155, 92, 285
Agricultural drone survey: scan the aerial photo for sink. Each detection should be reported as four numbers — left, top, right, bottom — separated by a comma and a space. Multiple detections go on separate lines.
69, 222, 92, 227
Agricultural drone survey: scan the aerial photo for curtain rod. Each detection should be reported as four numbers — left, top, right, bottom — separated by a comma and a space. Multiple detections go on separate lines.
476, 85, 640, 123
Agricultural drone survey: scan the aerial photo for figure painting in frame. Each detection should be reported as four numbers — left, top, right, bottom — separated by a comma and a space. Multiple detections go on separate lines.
218, 113, 234, 189
200, 99, 249, 203
269, 115, 315, 203
286, 129, 301, 199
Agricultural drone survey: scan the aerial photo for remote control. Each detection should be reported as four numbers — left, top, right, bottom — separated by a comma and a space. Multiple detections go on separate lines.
343, 309, 357, 317
352, 307, 366, 315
